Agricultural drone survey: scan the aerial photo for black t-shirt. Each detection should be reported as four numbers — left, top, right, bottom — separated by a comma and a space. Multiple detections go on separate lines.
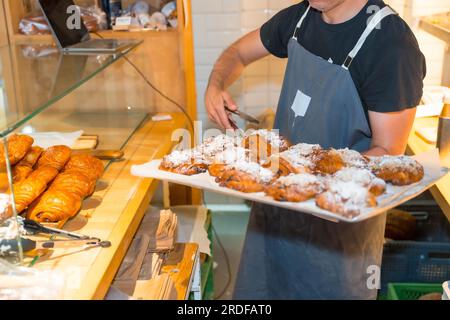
260, 0, 426, 115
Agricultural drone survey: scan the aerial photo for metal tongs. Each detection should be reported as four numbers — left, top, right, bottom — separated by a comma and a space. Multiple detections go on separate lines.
224, 101, 260, 130
21, 219, 111, 251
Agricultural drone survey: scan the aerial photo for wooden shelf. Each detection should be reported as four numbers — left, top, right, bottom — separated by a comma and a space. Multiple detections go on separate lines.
408, 116, 450, 222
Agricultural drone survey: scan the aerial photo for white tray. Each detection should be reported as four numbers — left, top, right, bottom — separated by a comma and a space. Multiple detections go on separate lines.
131, 149, 449, 223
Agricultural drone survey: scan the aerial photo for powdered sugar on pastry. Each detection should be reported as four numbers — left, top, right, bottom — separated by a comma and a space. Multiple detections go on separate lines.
245, 129, 289, 149
231, 160, 275, 183
278, 148, 315, 168
199, 134, 242, 157
337, 148, 368, 168
334, 168, 385, 188
370, 155, 421, 174
277, 173, 322, 187
214, 147, 249, 164
163, 149, 206, 167
289, 143, 321, 157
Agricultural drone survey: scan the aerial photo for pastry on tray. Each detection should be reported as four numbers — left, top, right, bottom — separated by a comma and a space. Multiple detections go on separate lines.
311, 149, 345, 175
333, 167, 386, 196
264, 143, 321, 176
243, 129, 290, 162
315, 180, 377, 218
0, 134, 34, 168
265, 173, 324, 202
197, 134, 243, 159
208, 147, 250, 177
160, 149, 209, 176
336, 148, 370, 168
36, 145, 72, 171
214, 160, 275, 193
27, 189, 82, 223
369, 155, 424, 186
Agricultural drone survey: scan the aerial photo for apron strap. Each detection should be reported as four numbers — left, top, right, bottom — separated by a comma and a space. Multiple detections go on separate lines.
292, 5, 311, 41
342, 6, 397, 70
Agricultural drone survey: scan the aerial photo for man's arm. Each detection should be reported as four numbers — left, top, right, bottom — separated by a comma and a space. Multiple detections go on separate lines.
206, 29, 270, 129
363, 108, 417, 156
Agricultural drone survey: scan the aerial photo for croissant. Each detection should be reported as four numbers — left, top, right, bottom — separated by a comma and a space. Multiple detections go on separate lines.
36, 145, 72, 171
12, 166, 59, 213
12, 166, 33, 184
64, 154, 104, 181
16, 146, 43, 168
0, 134, 34, 168
27, 190, 82, 223
49, 171, 94, 198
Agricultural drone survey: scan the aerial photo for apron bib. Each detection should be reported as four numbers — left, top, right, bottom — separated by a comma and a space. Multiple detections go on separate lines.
234, 5, 396, 300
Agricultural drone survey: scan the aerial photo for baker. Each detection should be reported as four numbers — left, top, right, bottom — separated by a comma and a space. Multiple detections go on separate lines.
205, 0, 425, 299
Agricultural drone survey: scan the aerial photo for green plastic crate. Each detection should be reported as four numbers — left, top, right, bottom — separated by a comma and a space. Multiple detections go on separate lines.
387, 283, 443, 300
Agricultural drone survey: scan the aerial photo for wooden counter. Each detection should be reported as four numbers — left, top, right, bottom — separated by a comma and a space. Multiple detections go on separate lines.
408, 116, 450, 221
24, 113, 188, 300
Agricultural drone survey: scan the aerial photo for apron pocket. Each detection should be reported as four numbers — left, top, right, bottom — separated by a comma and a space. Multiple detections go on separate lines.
290, 89, 311, 118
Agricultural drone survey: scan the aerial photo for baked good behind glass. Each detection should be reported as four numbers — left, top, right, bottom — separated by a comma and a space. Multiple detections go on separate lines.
0, 134, 34, 168
12, 146, 44, 183
265, 173, 324, 202
64, 154, 104, 182
27, 190, 83, 223
36, 145, 72, 171
13, 166, 59, 213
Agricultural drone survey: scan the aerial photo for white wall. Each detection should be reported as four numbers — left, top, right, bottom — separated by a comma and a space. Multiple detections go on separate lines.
192, 0, 450, 128
192, 0, 296, 129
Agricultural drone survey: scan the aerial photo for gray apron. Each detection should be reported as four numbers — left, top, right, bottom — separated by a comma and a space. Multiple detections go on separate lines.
234, 6, 396, 300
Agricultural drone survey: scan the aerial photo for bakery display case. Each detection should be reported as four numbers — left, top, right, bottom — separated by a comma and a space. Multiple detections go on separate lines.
0, 0, 198, 299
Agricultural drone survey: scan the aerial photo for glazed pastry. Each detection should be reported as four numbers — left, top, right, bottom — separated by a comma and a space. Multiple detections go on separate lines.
265, 173, 324, 202
36, 145, 72, 171
264, 143, 321, 176
16, 146, 43, 168
12, 166, 33, 184
64, 154, 104, 182
159, 149, 209, 176
12, 166, 59, 213
333, 167, 386, 196
243, 129, 290, 162
312, 149, 345, 175
49, 171, 94, 199
315, 180, 377, 218
215, 160, 275, 193
27, 190, 82, 223
369, 155, 424, 186
336, 148, 369, 168
0, 134, 34, 168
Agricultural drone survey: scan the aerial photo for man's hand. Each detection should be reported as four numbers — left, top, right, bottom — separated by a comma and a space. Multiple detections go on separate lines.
205, 85, 238, 129
205, 29, 269, 129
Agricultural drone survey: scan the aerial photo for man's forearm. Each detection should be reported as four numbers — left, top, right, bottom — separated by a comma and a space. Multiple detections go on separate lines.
362, 146, 391, 157
208, 44, 245, 90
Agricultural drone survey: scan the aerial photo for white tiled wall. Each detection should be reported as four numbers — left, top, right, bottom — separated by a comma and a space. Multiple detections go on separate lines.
192, 0, 450, 129
192, 0, 297, 129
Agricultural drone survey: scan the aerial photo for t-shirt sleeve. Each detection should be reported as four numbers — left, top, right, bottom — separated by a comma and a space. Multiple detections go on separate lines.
260, 3, 306, 58
361, 25, 426, 113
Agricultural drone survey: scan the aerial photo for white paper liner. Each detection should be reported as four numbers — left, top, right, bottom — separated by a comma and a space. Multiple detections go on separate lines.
131, 149, 449, 223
